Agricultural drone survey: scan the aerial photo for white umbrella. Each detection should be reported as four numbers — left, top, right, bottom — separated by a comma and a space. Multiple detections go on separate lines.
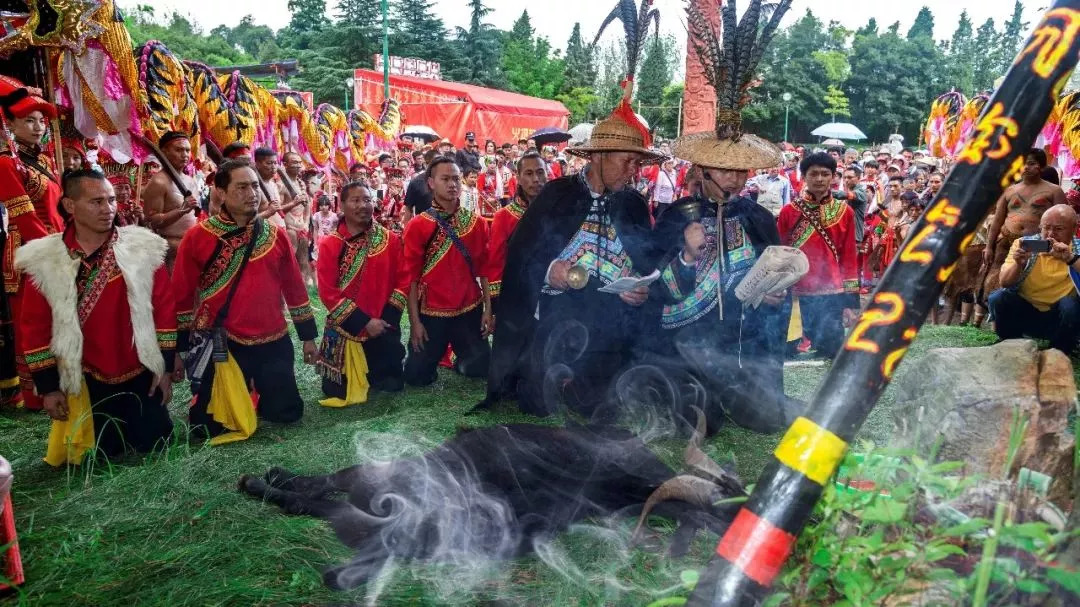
811, 122, 868, 141
569, 123, 594, 143
403, 125, 439, 142
821, 138, 845, 147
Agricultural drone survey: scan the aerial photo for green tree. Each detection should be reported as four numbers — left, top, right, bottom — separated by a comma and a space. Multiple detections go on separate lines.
906, 6, 935, 40
635, 35, 675, 129
846, 19, 946, 143
994, 1, 1028, 73
972, 18, 1000, 92
555, 87, 600, 123
126, 8, 251, 65
592, 39, 627, 116
823, 85, 850, 121
946, 10, 976, 94
210, 15, 275, 58
743, 9, 831, 142
855, 18, 878, 39
454, 0, 503, 87
655, 82, 684, 139
562, 23, 597, 93
286, 0, 328, 33
501, 11, 565, 98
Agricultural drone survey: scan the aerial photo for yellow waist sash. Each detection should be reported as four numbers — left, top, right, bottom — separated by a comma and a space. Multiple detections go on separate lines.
207, 353, 257, 445
319, 340, 369, 408
44, 380, 94, 467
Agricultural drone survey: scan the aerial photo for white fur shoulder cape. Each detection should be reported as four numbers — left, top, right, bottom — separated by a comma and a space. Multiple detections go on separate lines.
14, 226, 168, 395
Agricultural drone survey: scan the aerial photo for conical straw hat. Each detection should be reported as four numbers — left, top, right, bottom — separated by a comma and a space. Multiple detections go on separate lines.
567, 110, 665, 165
672, 130, 782, 172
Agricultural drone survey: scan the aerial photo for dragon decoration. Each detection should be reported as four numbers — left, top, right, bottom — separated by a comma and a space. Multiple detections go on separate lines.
927, 88, 1080, 180
1, 0, 400, 169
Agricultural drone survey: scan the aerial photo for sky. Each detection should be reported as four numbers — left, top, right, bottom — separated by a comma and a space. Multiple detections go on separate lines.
128, 0, 1038, 61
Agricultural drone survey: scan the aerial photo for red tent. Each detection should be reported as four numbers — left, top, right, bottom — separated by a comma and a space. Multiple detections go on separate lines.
353, 69, 570, 147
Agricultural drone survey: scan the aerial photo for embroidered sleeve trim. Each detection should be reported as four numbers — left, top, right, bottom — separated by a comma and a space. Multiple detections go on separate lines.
4, 195, 34, 218
177, 311, 194, 330
157, 330, 178, 350
289, 303, 315, 323
488, 280, 502, 297
842, 279, 860, 293
390, 290, 407, 310
24, 346, 57, 372
327, 299, 357, 326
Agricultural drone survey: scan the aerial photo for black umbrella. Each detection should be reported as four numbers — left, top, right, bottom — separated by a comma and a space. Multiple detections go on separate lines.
528, 127, 572, 146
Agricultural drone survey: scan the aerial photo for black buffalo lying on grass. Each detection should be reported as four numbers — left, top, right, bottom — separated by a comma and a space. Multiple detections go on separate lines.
239, 414, 744, 590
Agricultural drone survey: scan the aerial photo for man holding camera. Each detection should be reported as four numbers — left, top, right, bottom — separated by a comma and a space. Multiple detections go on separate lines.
988, 204, 1080, 354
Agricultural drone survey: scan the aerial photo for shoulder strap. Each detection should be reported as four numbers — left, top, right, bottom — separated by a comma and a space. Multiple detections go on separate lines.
424, 209, 478, 279
213, 218, 263, 327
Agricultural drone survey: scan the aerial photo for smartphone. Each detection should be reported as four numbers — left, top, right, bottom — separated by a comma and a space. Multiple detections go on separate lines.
1020, 239, 1052, 253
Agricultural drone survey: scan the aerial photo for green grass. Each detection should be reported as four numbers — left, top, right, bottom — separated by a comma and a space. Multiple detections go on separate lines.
0, 314, 999, 606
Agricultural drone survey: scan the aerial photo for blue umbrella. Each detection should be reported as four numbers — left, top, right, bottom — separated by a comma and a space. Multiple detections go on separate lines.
528, 127, 572, 145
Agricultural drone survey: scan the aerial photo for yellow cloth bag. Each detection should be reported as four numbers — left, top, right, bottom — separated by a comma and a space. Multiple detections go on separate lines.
319, 340, 370, 408
787, 296, 804, 342
43, 380, 95, 467
206, 353, 257, 446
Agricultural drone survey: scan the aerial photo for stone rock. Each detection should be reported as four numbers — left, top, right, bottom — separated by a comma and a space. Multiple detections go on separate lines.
891, 339, 1076, 506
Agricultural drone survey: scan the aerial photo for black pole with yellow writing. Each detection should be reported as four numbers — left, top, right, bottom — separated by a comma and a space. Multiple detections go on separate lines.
687, 3, 1080, 605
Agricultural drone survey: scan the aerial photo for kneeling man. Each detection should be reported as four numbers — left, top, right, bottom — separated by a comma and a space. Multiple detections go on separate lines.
17, 170, 176, 465
316, 182, 406, 404
989, 204, 1080, 354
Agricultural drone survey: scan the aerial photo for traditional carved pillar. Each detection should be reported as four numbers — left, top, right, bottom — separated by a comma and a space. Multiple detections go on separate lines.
681, 0, 721, 135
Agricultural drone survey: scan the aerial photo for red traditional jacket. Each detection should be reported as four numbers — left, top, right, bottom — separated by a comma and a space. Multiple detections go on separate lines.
778, 192, 859, 298
18, 227, 176, 394
397, 206, 488, 317
317, 221, 404, 339
0, 143, 63, 294
172, 214, 317, 351
483, 199, 528, 299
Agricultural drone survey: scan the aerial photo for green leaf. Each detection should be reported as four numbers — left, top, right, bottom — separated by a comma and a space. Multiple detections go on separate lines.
761, 592, 790, 607
941, 518, 991, 537
859, 499, 907, 523
930, 461, 967, 473
1014, 578, 1050, 594
1047, 565, 1080, 595
680, 569, 699, 590
925, 542, 967, 562
812, 548, 834, 568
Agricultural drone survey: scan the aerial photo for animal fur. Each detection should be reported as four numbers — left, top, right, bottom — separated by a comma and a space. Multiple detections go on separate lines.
15, 226, 168, 394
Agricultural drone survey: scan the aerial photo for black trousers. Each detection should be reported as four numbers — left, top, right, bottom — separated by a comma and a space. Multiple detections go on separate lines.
190, 336, 304, 437
404, 307, 490, 386
799, 294, 848, 359
322, 332, 406, 397
85, 370, 173, 458
516, 292, 644, 419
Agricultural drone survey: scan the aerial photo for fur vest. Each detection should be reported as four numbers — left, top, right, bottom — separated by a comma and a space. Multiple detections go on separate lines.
14, 226, 167, 394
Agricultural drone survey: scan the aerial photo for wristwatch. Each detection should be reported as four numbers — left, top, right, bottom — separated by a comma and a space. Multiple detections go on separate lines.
1069, 254, 1080, 266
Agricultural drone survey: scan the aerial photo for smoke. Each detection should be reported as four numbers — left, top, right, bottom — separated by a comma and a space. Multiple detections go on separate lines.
327, 430, 522, 605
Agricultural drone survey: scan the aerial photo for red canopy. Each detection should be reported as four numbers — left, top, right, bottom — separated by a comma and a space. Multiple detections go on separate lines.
353, 69, 569, 147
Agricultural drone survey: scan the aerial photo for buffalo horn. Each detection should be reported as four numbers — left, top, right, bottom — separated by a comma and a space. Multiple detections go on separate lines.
684, 406, 738, 487
631, 475, 719, 541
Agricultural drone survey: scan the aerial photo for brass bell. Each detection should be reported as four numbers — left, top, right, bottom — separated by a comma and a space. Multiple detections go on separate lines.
566, 264, 590, 290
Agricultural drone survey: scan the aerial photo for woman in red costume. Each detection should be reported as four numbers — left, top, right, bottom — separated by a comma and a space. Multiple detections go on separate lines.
0, 76, 64, 410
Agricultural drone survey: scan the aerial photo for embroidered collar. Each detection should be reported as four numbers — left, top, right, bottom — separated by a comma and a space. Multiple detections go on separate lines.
801, 190, 834, 206
15, 140, 42, 158
64, 226, 116, 263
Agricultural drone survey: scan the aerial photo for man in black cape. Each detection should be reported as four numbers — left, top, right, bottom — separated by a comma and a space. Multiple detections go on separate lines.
475, 103, 664, 419
650, 154, 804, 434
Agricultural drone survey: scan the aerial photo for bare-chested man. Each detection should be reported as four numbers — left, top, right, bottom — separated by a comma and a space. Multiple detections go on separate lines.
280, 151, 314, 286
982, 148, 1066, 299
142, 131, 199, 271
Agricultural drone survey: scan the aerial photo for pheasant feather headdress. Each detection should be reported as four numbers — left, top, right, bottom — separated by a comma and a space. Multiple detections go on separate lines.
567, 0, 664, 162
673, 0, 792, 171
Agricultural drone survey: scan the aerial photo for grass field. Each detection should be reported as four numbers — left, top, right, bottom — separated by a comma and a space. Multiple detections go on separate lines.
0, 304, 1003, 606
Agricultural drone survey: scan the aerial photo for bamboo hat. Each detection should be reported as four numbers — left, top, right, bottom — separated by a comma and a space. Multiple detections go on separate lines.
566, 103, 666, 165
672, 0, 792, 172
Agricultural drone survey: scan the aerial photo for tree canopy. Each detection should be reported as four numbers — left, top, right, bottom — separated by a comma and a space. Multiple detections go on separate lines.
123, 2, 1035, 144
